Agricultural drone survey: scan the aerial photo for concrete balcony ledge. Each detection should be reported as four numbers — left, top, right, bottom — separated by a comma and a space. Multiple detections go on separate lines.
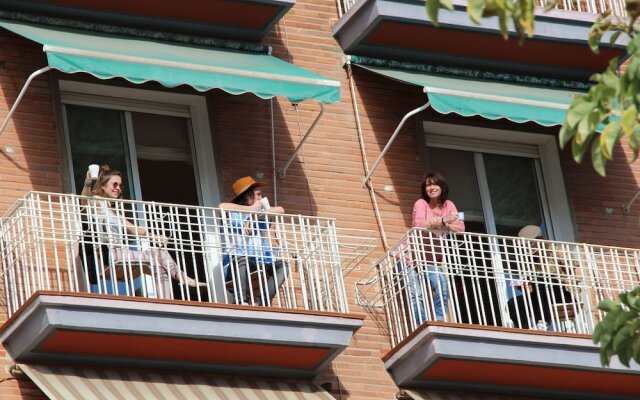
383, 323, 640, 400
1, 0, 295, 41
0, 292, 363, 379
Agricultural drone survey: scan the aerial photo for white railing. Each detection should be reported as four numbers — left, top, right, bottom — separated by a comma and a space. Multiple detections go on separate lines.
536, 0, 627, 17
0, 192, 376, 317
357, 228, 640, 347
338, 0, 626, 19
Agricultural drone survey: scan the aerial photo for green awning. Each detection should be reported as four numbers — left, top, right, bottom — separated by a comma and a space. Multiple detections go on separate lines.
353, 63, 583, 126
0, 20, 340, 104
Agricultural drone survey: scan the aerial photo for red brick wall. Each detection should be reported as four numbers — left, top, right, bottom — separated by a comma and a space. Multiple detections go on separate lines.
0, 29, 59, 400
0, 30, 63, 214
563, 139, 640, 247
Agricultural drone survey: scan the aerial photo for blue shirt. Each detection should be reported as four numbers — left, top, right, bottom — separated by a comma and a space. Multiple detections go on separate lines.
223, 212, 274, 277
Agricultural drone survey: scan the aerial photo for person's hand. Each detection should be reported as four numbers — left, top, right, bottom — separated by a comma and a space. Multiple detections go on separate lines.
84, 170, 93, 187
269, 206, 285, 214
443, 214, 458, 224
426, 217, 442, 229
249, 202, 262, 212
152, 233, 168, 245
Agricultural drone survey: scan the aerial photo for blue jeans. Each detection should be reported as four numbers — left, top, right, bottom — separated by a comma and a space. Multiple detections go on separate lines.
401, 263, 449, 323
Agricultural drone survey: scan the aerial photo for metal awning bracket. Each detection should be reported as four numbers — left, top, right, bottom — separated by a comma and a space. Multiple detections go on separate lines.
362, 99, 430, 186
278, 101, 324, 179
0, 66, 52, 137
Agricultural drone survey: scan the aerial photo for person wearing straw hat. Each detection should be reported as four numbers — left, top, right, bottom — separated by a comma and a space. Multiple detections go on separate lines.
219, 176, 286, 306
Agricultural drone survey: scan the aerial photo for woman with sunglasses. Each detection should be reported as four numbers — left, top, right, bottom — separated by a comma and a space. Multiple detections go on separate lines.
81, 165, 203, 299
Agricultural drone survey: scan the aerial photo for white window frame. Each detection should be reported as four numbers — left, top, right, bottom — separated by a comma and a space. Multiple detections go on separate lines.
58, 80, 221, 207
422, 121, 575, 242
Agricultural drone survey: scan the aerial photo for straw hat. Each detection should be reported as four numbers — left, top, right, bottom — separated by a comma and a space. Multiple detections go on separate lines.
231, 176, 263, 201
518, 225, 542, 239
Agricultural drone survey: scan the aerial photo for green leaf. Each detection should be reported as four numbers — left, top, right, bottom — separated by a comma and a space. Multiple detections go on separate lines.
600, 121, 623, 160
467, 0, 484, 25
589, 29, 603, 54
544, 0, 558, 12
572, 134, 591, 164
614, 310, 637, 329
620, 291, 629, 306
630, 129, 640, 160
627, 57, 640, 82
520, 0, 535, 38
621, 105, 637, 137
593, 323, 603, 343
426, 0, 441, 27
599, 299, 619, 312
591, 136, 607, 176
566, 100, 596, 130
602, 70, 620, 93
612, 326, 633, 354
577, 108, 601, 144
559, 123, 576, 149
497, 8, 508, 40
440, 0, 454, 10
627, 35, 638, 56
609, 31, 622, 47
632, 330, 640, 364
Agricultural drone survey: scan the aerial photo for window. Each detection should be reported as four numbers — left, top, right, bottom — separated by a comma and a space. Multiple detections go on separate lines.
421, 121, 574, 241
59, 81, 220, 207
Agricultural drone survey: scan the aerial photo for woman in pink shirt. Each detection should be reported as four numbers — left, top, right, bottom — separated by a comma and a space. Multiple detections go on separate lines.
408, 172, 464, 322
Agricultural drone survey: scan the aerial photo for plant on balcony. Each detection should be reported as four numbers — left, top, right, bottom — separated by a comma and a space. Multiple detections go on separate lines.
593, 286, 640, 367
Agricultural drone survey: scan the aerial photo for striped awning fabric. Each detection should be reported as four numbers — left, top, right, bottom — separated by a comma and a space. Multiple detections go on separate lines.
404, 390, 541, 400
19, 364, 334, 400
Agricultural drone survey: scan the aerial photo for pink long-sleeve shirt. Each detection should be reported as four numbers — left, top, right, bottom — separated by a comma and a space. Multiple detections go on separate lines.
406, 198, 465, 264
412, 198, 465, 232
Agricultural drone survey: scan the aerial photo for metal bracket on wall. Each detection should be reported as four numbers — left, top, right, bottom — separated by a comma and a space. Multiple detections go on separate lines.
278, 102, 324, 179
362, 100, 430, 186
0, 66, 52, 137
622, 188, 640, 214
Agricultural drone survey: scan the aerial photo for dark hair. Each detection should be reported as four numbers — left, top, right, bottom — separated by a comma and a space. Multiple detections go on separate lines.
92, 165, 124, 198
421, 172, 449, 205
233, 187, 255, 206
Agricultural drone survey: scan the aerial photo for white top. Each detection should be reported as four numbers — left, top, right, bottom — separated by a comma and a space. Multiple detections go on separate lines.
87, 199, 126, 246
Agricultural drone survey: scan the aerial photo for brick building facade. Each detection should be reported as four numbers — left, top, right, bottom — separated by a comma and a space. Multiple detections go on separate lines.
0, 0, 638, 399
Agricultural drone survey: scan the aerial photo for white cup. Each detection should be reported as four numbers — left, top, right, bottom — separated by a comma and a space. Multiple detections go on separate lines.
458, 212, 465, 221
260, 197, 271, 211
88, 164, 100, 180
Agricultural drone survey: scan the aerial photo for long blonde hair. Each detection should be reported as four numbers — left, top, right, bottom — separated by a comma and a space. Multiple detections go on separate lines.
91, 165, 123, 198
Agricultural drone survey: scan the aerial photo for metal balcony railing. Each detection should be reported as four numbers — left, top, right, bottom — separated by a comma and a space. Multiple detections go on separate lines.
338, 0, 626, 19
357, 228, 640, 347
0, 192, 376, 317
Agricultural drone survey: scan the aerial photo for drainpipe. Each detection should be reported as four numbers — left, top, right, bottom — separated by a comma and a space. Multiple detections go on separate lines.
345, 57, 393, 251
0, 66, 52, 136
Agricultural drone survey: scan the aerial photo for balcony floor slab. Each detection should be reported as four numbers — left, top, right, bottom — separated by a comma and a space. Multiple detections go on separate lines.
0, 292, 363, 379
383, 323, 640, 400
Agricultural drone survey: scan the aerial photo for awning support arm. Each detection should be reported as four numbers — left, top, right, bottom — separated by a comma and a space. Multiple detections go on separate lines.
278, 102, 324, 179
362, 100, 430, 186
0, 66, 52, 137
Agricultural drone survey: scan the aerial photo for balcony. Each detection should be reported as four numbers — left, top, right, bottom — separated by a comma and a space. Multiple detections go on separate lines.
357, 228, 640, 399
339, 0, 627, 17
0, 192, 375, 379
333, 0, 626, 80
